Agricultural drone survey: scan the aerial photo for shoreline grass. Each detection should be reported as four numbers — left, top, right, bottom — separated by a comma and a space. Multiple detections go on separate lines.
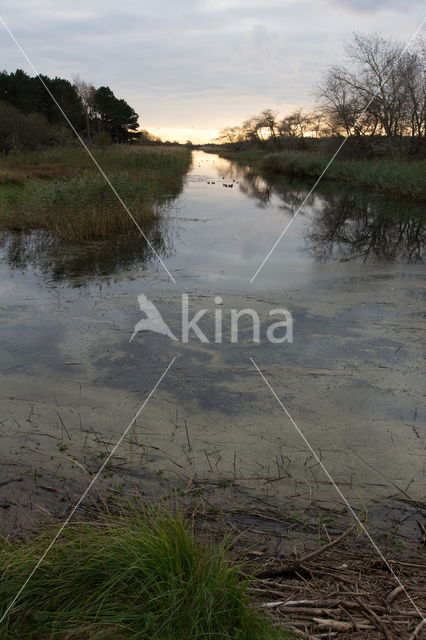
0, 507, 288, 640
210, 147, 426, 202
262, 151, 426, 201
0, 146, 191, 241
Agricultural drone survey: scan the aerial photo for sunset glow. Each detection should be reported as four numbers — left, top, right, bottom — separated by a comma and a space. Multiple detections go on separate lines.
146, 127, 219, 144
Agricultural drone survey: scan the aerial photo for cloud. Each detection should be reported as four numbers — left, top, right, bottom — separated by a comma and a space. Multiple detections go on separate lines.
0, 0, 423, 141
329, 0, 423, 11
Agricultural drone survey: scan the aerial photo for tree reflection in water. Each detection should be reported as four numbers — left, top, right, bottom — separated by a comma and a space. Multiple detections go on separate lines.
0, 159, 424, 287
305, 194, 424, 263
222, 160, 424, 264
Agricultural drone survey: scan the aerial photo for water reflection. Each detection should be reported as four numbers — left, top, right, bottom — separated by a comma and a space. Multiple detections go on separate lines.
216, 158, 310, 212
0, 212, 175, 284
0, 152, 424, 286
305, 193, 425, 263
218, 158, 424, 264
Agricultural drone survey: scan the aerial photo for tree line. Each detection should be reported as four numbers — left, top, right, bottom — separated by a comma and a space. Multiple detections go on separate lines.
217, 33, 425, 149
0, 69, 140, 154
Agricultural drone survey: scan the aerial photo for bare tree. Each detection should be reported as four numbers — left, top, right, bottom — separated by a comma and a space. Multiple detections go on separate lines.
318, 33, 426, 138
404, 37, 426, 138
216, 126, 243, 144
73, 75, 96, 140
278, 109, 313, 139
308, 110, 329, 138
318, 68, 366, 135
240, 116, 262, 146
257, 109, 279, 145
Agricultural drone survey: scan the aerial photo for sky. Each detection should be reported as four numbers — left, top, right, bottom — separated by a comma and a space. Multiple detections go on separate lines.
0, 1, 424, 143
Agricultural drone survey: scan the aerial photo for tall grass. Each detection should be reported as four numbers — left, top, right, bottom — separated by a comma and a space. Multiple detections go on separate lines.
3, 174, 164, 241
0, 508, 287, 640
0, 146, 191, 241
261, 151, 426, 201
1, 146, 191, 175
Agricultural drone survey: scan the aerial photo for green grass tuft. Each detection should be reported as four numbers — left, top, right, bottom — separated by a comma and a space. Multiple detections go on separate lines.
0, 508, 289, 640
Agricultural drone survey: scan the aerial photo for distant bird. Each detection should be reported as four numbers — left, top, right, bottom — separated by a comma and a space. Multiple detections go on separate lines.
130, 295, 177, 342
228, 183, 233, 188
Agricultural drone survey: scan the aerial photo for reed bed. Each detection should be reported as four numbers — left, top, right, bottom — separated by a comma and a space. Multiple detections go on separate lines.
0, 146, 191, 241
261, 151, 426, 201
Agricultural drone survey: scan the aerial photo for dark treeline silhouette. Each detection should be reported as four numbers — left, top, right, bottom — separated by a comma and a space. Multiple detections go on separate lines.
0, 69, 140, 153
216, 33, 426, 157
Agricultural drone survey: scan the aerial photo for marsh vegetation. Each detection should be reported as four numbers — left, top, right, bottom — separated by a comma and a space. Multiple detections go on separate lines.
255, 150, 425, 201
0, 145, 191, 241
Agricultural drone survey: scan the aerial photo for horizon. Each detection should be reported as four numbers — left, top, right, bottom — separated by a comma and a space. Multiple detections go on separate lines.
0, 1, 424, 144
146, 126, 219, 145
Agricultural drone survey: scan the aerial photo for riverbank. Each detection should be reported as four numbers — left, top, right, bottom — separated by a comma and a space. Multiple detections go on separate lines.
1, 150, 424, 639
1, 495, 425, 639
0, 504, 289, 640
0, 145, 191, 241
207, 147, 426, 202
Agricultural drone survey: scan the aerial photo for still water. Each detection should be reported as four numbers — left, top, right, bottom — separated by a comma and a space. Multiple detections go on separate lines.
0, 150, 424, 532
